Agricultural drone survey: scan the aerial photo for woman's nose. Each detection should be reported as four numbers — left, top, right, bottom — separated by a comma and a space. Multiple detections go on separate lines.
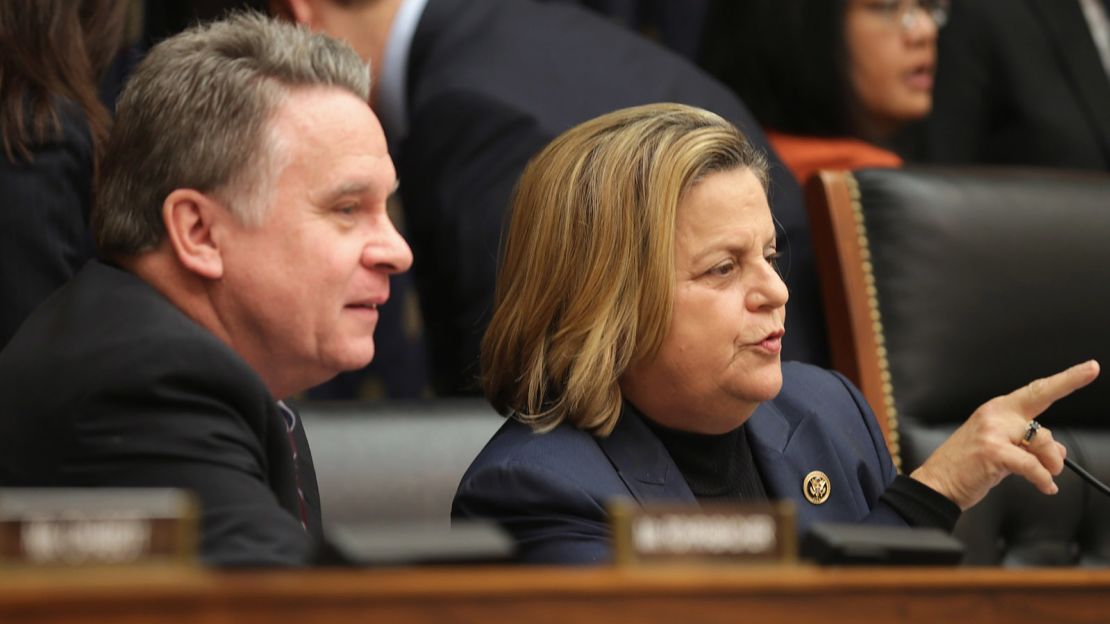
747, 262, 789, 311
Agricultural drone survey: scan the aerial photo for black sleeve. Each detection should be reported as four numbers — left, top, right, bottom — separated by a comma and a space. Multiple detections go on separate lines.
69, 336, 317, 567
879, 475, 961, 532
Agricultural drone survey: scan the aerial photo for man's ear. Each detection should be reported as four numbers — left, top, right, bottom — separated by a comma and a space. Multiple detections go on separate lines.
270, 0, 316, 27
162, 189, 226, 280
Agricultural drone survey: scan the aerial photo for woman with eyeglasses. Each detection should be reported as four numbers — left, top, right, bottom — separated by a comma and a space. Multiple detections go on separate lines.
699, 0, 949, 185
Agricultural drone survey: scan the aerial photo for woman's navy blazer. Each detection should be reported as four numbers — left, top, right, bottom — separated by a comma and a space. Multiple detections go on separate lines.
453, 362, 908, 564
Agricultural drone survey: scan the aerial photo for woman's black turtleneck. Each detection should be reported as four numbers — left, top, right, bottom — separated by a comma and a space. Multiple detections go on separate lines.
631, 404, 960, 532
637, 405, 768, 504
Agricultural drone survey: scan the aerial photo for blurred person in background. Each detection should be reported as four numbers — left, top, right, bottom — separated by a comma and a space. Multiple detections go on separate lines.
700, 0, 947, 185
536, 0, 712, 61
0, 0, 128, 350
917, 0, 1110, 170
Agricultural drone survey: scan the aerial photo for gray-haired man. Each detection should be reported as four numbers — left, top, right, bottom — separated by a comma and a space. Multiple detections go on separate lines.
0, 12, 411, 565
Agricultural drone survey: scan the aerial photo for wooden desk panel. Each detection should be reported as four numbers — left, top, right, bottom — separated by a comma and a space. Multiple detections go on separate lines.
1, 566, 1107, 624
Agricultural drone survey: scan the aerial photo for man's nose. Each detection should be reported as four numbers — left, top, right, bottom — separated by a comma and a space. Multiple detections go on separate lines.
362, 217, 413, 274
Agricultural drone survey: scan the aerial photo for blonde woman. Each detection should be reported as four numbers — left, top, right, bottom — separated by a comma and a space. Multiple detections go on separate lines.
452, 103, 1097, 564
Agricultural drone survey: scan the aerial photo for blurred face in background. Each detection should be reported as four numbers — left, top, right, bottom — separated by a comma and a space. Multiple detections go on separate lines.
844, 0, 946, 139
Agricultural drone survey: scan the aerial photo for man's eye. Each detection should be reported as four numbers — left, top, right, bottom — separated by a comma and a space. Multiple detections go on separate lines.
335, 204, 358, 215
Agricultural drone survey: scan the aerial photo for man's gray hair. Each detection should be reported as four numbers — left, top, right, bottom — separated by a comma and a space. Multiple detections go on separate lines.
93, 11, 371, 255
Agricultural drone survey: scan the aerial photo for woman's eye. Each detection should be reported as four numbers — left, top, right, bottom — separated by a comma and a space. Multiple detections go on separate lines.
765, 250, 782, 271
862, 0, 901, 17
709, 262, 735, 277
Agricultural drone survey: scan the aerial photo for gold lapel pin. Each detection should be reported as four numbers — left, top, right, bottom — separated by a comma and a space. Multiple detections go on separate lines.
803, 470, 831, 505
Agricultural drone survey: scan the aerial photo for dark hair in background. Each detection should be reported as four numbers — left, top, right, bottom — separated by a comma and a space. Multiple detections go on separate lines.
698, 0, 854, 137
0, 0, 126, 163
141, 0, 266, 48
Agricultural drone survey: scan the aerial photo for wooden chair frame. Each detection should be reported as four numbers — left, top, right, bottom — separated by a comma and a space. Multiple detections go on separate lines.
804, 170, 901, 470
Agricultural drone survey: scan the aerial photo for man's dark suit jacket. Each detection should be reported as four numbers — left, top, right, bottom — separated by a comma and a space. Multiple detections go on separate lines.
398, 0, 827, 394
0, 260, 322, 566
452, 362, 906, 564
0, 101, 96, 351
920, 0, 1110, 170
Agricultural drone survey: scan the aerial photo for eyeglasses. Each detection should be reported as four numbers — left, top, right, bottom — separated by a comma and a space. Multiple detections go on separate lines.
860, 0, 950, 31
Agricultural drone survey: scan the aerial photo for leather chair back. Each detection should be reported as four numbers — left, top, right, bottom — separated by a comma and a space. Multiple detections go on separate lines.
806, 167, 1110, 565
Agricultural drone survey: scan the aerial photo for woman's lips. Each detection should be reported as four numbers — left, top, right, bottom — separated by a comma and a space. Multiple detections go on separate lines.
905, 66, 934, 91
754, 330, 785, 355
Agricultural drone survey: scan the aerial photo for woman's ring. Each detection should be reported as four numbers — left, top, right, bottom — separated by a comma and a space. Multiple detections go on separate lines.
1020, 420, 1041, 448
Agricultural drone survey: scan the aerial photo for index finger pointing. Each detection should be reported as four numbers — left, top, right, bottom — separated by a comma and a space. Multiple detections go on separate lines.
1005, 360, 1100, 419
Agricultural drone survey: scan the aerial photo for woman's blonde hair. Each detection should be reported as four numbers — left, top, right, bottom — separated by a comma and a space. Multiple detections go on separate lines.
483, 103, 769, 436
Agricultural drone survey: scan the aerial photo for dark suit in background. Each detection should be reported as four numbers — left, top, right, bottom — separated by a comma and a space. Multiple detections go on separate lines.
536, 0, 712, 60
919, 0, 1110, 170
0, 103, 96, 351
453, 363, 903, 564
0, 261, 321, 566
396, 0, 827, 394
